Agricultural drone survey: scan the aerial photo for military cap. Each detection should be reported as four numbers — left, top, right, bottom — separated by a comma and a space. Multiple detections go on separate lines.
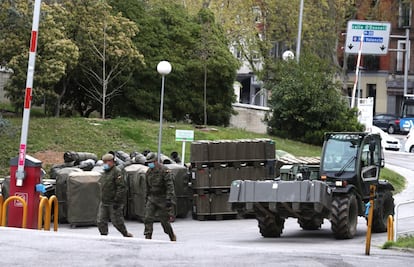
146, 152, 158, 162
102, 153, 114, 161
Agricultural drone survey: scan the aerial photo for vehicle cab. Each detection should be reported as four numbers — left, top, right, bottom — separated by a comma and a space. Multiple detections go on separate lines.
320, 132, 382, 198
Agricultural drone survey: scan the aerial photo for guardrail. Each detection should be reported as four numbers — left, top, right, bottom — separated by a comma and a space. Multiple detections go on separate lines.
394, 200, 414, 241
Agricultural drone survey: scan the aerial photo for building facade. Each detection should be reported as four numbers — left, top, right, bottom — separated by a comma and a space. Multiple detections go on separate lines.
347, 0, 413, 116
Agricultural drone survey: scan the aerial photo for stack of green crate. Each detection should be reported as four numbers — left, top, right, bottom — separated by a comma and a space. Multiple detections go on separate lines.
190, 139, 275, 220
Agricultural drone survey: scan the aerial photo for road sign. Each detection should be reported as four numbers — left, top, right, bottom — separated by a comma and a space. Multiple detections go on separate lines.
345, 20, 391, 55
175, 130, 194, 142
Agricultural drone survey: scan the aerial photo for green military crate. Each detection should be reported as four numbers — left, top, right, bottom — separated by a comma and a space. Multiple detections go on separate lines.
124, 164, 148, 221
253, 165, 268, 180
66, 171, 101, 227
210, 189, 235, 215
235, 139, 249, 162
164, 163, 192, 218
210, 166, 237, 188
190, 141, 209, 163
55, 167, 83, 223
237, 166, 256, 180
191, 167, 210, 189
1, 176, 10, 199
192, 189, 210, 217
208, 141, 227, 162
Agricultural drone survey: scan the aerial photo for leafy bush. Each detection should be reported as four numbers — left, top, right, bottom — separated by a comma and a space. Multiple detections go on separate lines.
264, 52, 363, 145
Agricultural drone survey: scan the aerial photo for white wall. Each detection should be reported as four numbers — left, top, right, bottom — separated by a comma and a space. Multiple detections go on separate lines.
229, 103, 270, 134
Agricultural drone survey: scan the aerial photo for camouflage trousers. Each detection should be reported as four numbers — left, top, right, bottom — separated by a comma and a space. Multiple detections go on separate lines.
97, 202, 128, 236
143, 200, 174, 238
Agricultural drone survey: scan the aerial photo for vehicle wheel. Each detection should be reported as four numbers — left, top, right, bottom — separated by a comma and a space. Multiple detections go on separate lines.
387, 125, 395, 134
410, 146, 414, 153
298, 217, 323, 230
257, 213, 285, 237
331, 193, 358, 239
372, 191, 394, 233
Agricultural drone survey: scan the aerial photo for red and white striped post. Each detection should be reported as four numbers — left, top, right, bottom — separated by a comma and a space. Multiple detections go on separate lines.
15, 0, 42, 186
350, 33, 364, 109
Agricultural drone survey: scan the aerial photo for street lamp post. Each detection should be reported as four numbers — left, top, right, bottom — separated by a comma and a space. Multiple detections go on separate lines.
156, 61, 172, 163
296, 0, 304, 63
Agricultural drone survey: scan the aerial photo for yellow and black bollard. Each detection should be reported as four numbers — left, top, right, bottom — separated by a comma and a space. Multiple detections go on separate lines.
387, 215, 394, 241
38, 195, 59, 231
365, 184, 376, 255
1, 196, 27, 228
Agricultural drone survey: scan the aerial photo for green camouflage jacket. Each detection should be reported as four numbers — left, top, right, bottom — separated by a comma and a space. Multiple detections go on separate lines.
145, 164, 175, 202
99, 166, 126, 205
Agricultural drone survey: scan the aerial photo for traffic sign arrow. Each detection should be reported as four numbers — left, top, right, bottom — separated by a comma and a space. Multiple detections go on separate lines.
348, 43, 354, 50
380, 45, 386, 51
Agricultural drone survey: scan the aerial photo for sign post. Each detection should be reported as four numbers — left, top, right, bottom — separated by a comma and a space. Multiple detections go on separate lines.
175, 130, 194, 165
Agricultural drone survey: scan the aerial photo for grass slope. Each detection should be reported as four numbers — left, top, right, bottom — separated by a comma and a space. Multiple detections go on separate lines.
0, 117, 319, 175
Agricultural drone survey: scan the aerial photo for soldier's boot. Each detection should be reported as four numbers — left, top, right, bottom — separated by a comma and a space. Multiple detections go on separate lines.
169, 232, 176, 242
124, 232, 133, 238
145, 234, 152, 239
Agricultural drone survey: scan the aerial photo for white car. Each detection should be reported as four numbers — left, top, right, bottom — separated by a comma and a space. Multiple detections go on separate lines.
404, 128, 414, 153
367, 126, 401, 151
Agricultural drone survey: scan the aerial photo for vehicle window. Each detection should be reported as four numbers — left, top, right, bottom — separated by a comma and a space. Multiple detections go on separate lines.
322, 139, 357, 172
402, 103, 414, 117
360, 137, 381, 167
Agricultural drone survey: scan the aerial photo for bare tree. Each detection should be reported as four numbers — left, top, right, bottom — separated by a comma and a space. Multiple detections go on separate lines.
80, 20, 138, 119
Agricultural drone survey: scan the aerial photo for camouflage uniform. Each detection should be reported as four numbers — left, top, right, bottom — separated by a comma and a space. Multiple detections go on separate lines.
144, 162, 176, 240
97, 165, 130, 236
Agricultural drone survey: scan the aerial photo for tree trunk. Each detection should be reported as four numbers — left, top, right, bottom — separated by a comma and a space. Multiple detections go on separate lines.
55, 80, 67, 117
203, 63, 207, 126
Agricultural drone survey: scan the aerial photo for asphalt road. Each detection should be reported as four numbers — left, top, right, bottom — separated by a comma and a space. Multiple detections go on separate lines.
0, 151, 413, 266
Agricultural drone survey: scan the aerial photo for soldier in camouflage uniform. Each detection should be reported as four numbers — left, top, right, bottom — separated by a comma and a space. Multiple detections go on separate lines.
144, 152, 176, 241
97, 153, 133, 237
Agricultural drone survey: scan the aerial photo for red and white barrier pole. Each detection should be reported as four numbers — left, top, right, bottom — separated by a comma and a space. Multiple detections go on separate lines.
16, 0, 42, 186
350, 33, 364, 109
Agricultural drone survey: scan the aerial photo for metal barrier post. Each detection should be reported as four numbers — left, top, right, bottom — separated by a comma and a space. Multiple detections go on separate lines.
0, 195, 3, 224
387, 215, 394, 241
38, 196, 51, 230
1, 196, 27, 228
48, 195, 58, 231
365, 184, 375, 255
394, 200, 414, 241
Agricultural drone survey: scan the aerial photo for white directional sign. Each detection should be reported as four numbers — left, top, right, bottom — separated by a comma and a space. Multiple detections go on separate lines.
345, 20, 391, 55
175, 129, 194, 142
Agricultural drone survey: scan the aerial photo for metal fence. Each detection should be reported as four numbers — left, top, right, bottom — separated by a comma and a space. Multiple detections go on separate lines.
394, 200, 414, 241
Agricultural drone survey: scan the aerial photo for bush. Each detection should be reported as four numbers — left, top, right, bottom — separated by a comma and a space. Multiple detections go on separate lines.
264, 52, 363, 145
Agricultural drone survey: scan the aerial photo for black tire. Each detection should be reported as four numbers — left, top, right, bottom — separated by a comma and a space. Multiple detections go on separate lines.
372, 191, 395, 233
331, 194, 358, 239
410, 146, 414, 153
298, 217, 323, 230
387, 125, 395, 134
257, 213, 285, 238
